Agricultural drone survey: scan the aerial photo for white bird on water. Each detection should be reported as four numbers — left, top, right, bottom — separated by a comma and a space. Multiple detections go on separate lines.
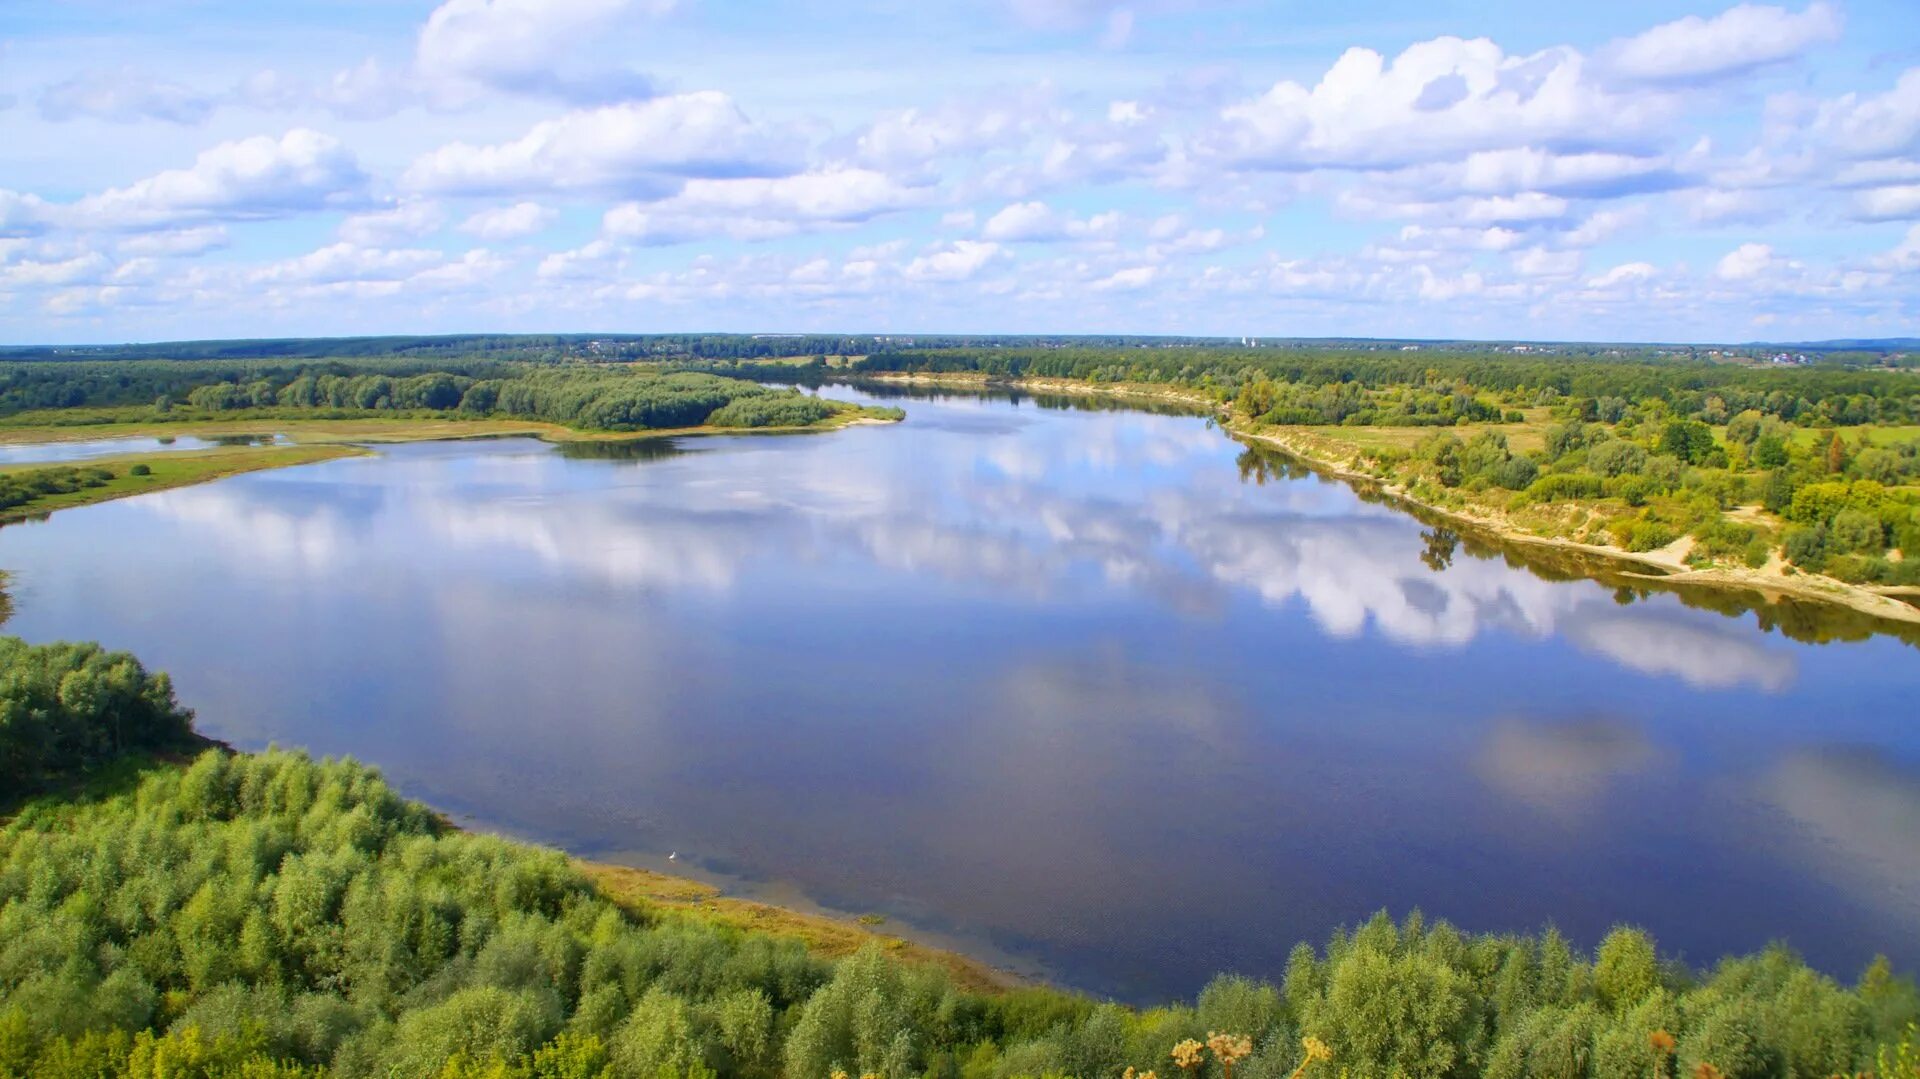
668, 852, 678, 861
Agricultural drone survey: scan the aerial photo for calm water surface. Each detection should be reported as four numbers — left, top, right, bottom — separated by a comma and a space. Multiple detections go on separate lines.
0, 433, 282, 465
2, 388, 1916, 1000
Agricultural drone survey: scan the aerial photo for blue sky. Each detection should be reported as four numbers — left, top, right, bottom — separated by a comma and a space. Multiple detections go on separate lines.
2, 0, 1917, 344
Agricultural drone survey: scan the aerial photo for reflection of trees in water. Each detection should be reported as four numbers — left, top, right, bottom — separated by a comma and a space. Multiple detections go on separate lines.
555, 438, 688, 462
1231, 435, 1920, 650
1419, 528, 1458, 573
750, 375, 1215, 418
1234, 444, 1317, 486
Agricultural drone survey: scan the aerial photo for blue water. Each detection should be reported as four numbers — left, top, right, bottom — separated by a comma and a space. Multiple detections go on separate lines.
0, 388, 1913, 1001
0, 433, 281, 465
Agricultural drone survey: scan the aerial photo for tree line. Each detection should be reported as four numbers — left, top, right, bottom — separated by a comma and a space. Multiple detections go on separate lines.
0, 361, 868, 433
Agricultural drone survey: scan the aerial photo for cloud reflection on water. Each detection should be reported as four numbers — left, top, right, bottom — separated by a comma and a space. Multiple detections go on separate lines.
134, 421, 1802, 692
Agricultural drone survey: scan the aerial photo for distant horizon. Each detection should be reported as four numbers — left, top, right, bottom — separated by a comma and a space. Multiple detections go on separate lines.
4, 330, 1915, 354
3, 1, 1917, 343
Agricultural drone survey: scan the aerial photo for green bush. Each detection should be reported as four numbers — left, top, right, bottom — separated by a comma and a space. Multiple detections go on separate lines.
0, 637, 196, 795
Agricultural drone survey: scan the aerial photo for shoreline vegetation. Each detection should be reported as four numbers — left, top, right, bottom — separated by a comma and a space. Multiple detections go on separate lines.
0, 367, 902, 524
1, 635, 1917, 1078
856, 371, 1920, 634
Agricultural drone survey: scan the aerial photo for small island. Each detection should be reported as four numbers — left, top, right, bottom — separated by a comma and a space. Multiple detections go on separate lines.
0, 363, 901, 523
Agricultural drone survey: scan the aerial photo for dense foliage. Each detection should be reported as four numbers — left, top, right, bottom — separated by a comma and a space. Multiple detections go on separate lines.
0, 361, 864, 433
852, 349, 1920, 429
0, 464, 116, 513
1, 638, 1916, 1079
0, 638, 196, 796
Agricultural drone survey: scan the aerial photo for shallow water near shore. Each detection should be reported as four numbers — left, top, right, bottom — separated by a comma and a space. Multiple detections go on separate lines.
1, 387, 1916, 1002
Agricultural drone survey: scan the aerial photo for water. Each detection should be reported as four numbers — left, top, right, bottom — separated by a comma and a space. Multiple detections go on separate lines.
0, 433, 282, 465
0, 387, 1915, 1001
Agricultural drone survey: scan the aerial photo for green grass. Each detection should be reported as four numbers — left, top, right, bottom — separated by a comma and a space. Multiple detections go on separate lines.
0, 444, 364, 523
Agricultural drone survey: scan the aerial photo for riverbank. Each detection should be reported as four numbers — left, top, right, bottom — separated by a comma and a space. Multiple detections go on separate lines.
0, 405, 903, 447
861, 372, 1920, 631
575, 859, 1032, 994
0, 407, 902, 524
0, 443, 367, 524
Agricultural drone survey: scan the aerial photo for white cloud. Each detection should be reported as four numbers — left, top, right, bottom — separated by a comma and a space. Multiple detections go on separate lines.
1208, 36, 1670, 171
416, 0, 669, 102
1512, 247, 1582, 277
1449, 148, 1681, 198
117, 226, 229, 257
1090, 265, 1156, 290
980, 201, 1120, 242
0, 252, 113, 289
1873, 225, 1920, 272
39, 68, 214, 124
1853, 185, 1920, 221
251, 243, 443, 286
1587, 261, 1657, 288
402, 93, 795, 196
338, 200, 445, 245
537, 239, 620, 280
1562, 206, 1644, 247
602, 167, 924, 244
1804, 69, 1920, 160
1462, 192, 1568, 222
905, 240, 1004, 282
459, 201, 558, 239
65, 129, 368, 231
1716, 241, 1775, 280
1601, 2, 1841, 85
0, 191, 51, 238
854, 105, 1025, 172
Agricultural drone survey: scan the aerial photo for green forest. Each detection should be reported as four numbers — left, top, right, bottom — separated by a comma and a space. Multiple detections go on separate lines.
2, 638, 1916, 1079
0, 362, 886, 433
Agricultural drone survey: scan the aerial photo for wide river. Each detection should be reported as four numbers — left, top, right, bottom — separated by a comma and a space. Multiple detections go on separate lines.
2, 386, 1916, 1001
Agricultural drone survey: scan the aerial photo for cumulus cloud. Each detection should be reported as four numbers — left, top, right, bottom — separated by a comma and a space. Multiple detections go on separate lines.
1716, 241, 1776, 280
1600, 2, 1841, 85
416, 0, 670, 102
980, 201, 1121, 242
854, 105, 1027, 172
338, 200, 445, 246
1090, 265, 1156, 290
252, 243, 443, 286
459, 201, 557, 239
1206, 37, 1671, 172
65, 129, 368, 231
1802, 68, 1920, 160
0, 191, 51, 238
402, 94, 796, 196
1587, 261, 1657, 288
905, 240, 1005, 282
1852, 185, 1920, 221
602, 167, 925, 244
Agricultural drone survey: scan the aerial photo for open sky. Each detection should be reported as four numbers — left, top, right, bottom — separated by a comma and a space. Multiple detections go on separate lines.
2, 0, 1917, 344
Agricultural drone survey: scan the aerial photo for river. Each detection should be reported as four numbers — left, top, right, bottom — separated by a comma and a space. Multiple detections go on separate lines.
1, 385, 1914, 1001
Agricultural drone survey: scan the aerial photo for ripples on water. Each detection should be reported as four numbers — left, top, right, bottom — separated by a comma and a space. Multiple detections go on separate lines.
0, 388, 1914, 1001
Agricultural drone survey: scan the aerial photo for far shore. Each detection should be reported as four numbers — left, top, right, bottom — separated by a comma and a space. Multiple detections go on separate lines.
859, 371, 1920, 631
0, 408, 900, 523
0, 406, 900, 446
